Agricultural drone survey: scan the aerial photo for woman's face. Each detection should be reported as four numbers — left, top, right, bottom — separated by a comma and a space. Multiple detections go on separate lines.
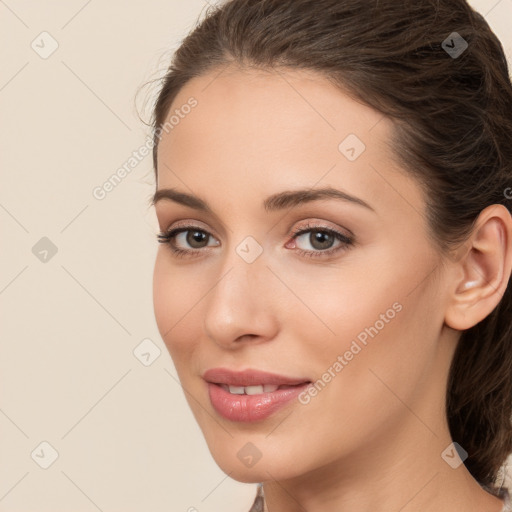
153, 66, 454, 482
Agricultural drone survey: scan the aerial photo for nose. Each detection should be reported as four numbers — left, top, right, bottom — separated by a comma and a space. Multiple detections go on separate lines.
203, 245, 279, 349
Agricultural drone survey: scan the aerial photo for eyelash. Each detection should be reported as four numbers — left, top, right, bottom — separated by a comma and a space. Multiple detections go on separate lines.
156, 222, 354, 260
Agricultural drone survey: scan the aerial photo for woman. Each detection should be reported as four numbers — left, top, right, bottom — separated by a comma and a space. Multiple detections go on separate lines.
148, 0, 512, 510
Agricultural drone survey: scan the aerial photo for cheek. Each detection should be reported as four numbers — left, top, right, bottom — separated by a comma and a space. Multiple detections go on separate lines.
290, 253, 439, 411
275, 258, 402, 358
152, 252, 202, 360
323, 287, 436, 415
286, 293, 436, 468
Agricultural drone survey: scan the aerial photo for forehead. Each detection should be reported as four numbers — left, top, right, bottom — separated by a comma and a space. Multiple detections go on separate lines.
156, 65, 424, 220
160, 65, 387, 156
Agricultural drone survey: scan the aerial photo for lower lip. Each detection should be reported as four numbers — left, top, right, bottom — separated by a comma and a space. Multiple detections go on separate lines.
207, 382, 310, 422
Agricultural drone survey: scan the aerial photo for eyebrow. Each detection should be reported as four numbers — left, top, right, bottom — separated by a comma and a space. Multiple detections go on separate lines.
151, 186, 375, 213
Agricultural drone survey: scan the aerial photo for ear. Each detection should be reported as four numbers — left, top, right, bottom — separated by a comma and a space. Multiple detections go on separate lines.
444, 204, 512, 331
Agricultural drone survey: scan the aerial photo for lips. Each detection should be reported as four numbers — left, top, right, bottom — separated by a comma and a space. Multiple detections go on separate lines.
203, 368, 312, 422
203, 367, 310, 387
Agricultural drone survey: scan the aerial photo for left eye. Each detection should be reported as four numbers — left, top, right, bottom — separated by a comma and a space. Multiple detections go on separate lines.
289, 226, 353, 255
294, 230, 341, 250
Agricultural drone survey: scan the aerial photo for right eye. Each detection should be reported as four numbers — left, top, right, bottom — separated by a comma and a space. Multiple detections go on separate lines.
157, 225, 220, 258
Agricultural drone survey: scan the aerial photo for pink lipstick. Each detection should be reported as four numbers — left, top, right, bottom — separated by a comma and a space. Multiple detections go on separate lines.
203, 368, 311, 422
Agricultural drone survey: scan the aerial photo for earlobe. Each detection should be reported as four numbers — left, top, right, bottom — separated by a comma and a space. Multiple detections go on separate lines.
444, 204, 512, 331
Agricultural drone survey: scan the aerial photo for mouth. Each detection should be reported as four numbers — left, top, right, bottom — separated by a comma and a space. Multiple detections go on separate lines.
203, 367, 311, 388
202, 368, 312, 422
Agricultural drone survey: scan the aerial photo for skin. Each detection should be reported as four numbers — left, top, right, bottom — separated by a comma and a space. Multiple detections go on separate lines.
152, 65, 512, 512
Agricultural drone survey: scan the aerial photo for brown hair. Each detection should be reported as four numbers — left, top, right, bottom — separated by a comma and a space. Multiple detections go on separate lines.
148, 0, 512, 495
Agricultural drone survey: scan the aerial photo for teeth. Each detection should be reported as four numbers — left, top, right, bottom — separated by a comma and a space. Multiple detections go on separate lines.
245, 385, 264, 395
227, 385, 245, 394
223, 384, 280, 395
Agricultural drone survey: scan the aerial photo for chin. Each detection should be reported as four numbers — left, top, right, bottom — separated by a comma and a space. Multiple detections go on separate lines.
220, 467, 267, 484
206, 443, 304, 483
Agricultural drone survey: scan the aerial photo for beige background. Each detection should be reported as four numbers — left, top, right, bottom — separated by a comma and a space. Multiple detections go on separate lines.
1, 1, 511, 511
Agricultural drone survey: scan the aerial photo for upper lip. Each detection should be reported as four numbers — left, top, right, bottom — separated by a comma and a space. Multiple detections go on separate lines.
203, 368, 310, 387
